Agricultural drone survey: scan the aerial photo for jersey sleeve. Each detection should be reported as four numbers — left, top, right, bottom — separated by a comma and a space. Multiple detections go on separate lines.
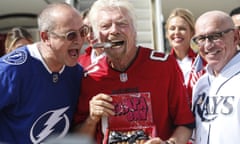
0, 66, 20, 109
167, 55, 195, 125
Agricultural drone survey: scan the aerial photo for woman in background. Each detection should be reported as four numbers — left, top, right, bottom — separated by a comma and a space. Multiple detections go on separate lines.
165, 8, 198, 105
4, 27, 33, 54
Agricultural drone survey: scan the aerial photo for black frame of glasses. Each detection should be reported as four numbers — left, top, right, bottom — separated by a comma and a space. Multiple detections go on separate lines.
192, 28, 235, 45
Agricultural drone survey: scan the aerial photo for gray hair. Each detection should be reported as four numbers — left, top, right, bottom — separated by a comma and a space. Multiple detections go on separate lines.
88, 0, 137, 39
37, 2, 77, 32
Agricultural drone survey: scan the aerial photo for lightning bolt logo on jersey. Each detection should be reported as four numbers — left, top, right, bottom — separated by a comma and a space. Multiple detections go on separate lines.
30, 107, 69, 144
0, 45, 83, 144
3, 50, 27, 65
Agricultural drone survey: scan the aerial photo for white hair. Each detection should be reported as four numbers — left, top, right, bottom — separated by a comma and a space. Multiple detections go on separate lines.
88, 0, 137, 39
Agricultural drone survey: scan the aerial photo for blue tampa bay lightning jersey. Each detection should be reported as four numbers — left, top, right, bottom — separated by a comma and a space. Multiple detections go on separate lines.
0, 44, 83, 144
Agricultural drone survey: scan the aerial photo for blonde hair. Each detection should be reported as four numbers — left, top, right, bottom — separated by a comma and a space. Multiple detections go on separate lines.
165, 8, 195, 34
5, 27, 33, 53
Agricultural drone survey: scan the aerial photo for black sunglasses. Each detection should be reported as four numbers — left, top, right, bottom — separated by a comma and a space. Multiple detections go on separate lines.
49, 25, 89, 41
192, 28, 234, 45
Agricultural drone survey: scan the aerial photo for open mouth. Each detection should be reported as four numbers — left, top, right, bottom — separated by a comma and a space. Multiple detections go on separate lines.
69, 49, 79, 58
93, 41, 125, 49
111, 40, 124, 47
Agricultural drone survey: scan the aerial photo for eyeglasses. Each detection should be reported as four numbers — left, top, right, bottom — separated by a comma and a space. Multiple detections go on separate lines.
49, 25, 89, 41
192, 28, 234, 46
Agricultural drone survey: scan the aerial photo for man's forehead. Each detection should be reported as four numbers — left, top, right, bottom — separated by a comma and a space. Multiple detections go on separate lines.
232, 14, 240, 26
232, 14, 240, 20
195, 21, 225, 35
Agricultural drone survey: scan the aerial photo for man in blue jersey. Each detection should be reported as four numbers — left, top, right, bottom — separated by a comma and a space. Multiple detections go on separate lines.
0, 2, 88, 143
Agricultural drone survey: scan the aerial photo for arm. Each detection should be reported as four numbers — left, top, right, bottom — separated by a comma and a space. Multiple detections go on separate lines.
145, 56, 194, 144
74, 93, 115, 138
166, 125, 193, 144
74, 115, 99, 138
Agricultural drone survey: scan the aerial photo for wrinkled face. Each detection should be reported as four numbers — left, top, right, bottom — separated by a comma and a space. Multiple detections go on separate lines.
166, 17, 193, 51
194, 20, 237, 73
95, 7, 136, 60
47, 10, 85, 67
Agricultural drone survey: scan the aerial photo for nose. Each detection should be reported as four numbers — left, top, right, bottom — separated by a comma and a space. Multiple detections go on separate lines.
174, 27, 180, 33
75, 33, 84, 45
109, 24, 119, 34
202, 38, 214, 49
